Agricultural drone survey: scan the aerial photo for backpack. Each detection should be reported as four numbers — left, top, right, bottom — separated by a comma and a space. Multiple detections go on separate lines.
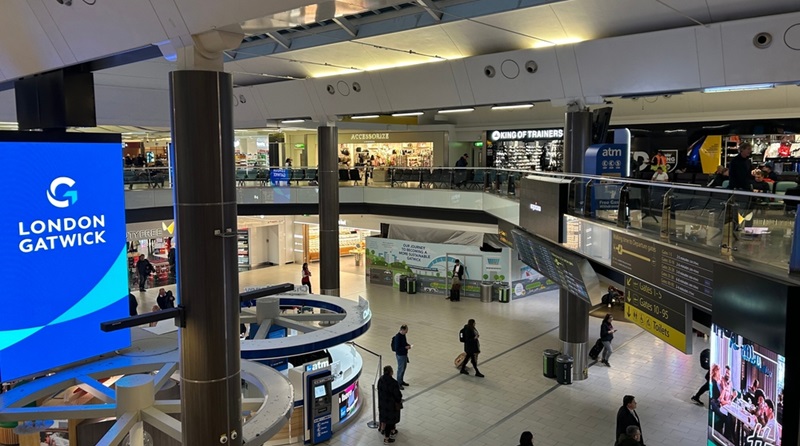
391, 335, 397, 352
459, 327, 466, 343
700, 348, 710, 370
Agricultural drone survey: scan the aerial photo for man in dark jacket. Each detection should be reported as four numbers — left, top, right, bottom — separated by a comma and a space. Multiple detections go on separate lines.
156, 288, 176, 309
459, 319, 484, 377
616, 395, 645, 445
128, 292, 138, 316
393, 325, 411, 389
616, 425, 642, 446
727, 143, 753, 190
135, 254, 155, 292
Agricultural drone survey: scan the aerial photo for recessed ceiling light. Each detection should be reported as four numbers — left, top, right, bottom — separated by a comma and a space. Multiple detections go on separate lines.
351, 114, 380, 119
280, 119, 306, 124
703, 83, 775, 93
438, 108, 475, 114
392, 111, 424, 117
491, 104, 534, 111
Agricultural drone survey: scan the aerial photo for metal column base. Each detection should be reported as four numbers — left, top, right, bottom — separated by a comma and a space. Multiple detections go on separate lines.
320, 288, 340, 297
561, 341, 588, 381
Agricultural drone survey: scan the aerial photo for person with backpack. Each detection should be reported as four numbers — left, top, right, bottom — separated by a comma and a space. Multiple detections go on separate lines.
691, 348, 711, 405
459, 319, 484, 377
392, 325, 411, 390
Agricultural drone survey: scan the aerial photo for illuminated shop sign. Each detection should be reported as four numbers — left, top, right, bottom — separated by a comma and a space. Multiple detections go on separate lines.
305, 359, 330, 372
0, 133, 130, 382
488, 128, 564, 142
349, 133, 390, 141
338, 381, 359, 423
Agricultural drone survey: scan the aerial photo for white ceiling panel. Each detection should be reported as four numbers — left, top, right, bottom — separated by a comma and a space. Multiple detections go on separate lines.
435, 20, 541, 57
360, 25, 467, 59
0, 1, 66, 79
227, 58, 313, 81
42, 0, 168, 63
704, 0, 800, 22
551, 0, 696, 40
173, 0, 334, 35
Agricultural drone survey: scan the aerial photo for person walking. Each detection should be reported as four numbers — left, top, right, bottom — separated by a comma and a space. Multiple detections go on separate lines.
128, 291, 138, 316
600, 313, 618, 367
393, 325, 411, 390
615, 395, 645, 445
517, 431, 534, 446
449, 259, 464, 301
459, 319, 484, 377
301, 263, 312, 293
691, 348, 711, 405
728, 143, 753, 190
377, 365, 403, 444
616, 426, 642, 446
135, 254, 155, 292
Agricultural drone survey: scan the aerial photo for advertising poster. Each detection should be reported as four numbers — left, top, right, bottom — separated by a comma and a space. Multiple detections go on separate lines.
510, 260, 558, 299
338, 381, 359, 423
708, 324, 784, 446
366, 238, 517, 298
0, 133, 130, 382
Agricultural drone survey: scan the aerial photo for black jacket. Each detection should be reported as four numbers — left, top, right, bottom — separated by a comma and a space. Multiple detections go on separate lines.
600, 321, 614, 342
157, 291, 175, 310
616, 406, 644, 445
462, 325, 480, 354
453, 264, 464, 280
377, 375, 403, 424
394, 333, 409, 357
136, 258, 154, 275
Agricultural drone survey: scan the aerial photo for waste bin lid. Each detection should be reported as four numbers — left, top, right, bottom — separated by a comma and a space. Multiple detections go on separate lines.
556, 354, 573, 363
543, 349, 560, 356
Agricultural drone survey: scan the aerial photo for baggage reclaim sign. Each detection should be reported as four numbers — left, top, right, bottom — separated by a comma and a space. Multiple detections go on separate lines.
624, 276, 693, 354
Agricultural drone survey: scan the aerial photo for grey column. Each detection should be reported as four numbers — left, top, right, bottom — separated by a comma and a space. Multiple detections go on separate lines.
318, 125, 340, 296
169, 70, 242, 446
560, 110, 593, 381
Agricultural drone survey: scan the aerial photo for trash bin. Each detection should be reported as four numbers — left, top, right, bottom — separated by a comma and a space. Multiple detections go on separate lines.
398, 275, 408, 292
555, 354, 574, 385
543, 349, 560, 378
406, 277, 417, 294
354, 252, 362, 266
498, 285, 510, 303
480, 283, 492, 303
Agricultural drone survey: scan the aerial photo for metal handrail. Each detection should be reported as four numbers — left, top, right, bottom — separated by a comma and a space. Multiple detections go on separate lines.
348, 341, 382, 430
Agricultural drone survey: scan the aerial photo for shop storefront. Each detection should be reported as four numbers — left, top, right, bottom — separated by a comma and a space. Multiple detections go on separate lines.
292, 215, 380, 264
338, 131, 446, 168
237, 216, 293, 271
486, 128, 564, 171
126, 221, 175, 289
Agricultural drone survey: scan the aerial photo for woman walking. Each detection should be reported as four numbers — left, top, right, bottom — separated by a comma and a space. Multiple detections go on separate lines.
378, 365, 403, 444
600, 313, 618, 367
301, 262, 312, 293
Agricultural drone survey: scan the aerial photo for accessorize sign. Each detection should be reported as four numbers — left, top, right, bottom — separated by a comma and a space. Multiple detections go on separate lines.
0, 132, 129, 382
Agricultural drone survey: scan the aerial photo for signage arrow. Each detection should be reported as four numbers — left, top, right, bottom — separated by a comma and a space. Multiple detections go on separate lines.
626, 277, 632, 286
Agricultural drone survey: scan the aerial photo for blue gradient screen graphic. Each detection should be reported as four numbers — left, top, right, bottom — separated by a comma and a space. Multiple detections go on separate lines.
0, 135, 130, 382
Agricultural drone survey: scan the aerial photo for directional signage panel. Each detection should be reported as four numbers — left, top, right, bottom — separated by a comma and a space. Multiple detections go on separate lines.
611, 231, 713, 307
624, 276, 692, 353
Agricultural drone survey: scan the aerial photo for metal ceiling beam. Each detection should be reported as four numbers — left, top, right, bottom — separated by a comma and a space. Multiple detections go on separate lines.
332, 16, 359, 37
416, 0, 443, 21
231, 0, 559, 63
266, 32, 291, 50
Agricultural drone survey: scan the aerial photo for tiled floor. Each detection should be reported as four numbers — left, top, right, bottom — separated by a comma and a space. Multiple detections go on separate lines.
134, 259, 709, 446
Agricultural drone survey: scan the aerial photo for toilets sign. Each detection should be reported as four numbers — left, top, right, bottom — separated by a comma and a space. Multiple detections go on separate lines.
0, 132, 130, 382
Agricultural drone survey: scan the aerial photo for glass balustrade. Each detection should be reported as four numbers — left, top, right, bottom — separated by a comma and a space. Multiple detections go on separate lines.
122, 165, 800, 276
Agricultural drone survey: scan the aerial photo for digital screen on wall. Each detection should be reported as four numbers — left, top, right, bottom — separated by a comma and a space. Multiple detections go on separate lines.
518, 176, 571, 244
708, 324, 785, 446
338, 381, 359, 423
0, 132, 130, 382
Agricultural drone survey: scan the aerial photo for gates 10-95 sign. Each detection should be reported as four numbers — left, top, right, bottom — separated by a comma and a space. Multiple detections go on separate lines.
0, 132, 130, 382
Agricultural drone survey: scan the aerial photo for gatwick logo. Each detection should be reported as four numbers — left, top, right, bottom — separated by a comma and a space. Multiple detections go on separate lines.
46, 177, 78, 208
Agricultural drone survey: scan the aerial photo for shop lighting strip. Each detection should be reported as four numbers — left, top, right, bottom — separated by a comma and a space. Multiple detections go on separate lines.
438, 108, 475, 114
351, 115, 380, 119
491, 104, 534, 110
391, 111, 424, 117
703, 83, 775, 93
281, 119, 306, 124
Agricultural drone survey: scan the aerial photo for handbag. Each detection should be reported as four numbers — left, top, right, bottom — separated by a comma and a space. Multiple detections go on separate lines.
452, 276, 461, 285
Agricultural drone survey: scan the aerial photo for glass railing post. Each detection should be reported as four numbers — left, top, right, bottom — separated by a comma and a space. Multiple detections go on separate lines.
617, 185, 630, 228
582, 179, 594, 216
721, 195, 737, 258
790, 210, 800, 274
660, 190, 673, 241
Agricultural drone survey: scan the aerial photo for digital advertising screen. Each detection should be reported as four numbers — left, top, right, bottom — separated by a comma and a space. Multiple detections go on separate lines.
0, 132, 130, 382
708, 324, 785, 446
338, 381, 360, 423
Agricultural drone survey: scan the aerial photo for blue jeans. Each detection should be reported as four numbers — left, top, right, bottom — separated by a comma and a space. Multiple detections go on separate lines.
601, 341, 613, 361
396, 354, 408, 384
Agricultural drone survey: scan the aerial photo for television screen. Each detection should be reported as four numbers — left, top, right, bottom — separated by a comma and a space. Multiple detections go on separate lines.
708, 323, 784, 446
0, 132, 129, 382
314, 385, 326, 399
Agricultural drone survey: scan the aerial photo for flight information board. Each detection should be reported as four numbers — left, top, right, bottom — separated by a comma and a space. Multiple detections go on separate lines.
611, 232, 713, 307
512, 229, 594, 303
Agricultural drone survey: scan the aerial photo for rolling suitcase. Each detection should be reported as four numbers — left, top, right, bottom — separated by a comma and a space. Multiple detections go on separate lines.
588, 339, 604, 360
454, 352, 467, 368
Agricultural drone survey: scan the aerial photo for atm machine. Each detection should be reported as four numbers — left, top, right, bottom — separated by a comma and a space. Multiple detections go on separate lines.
302, 368, 334, 444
